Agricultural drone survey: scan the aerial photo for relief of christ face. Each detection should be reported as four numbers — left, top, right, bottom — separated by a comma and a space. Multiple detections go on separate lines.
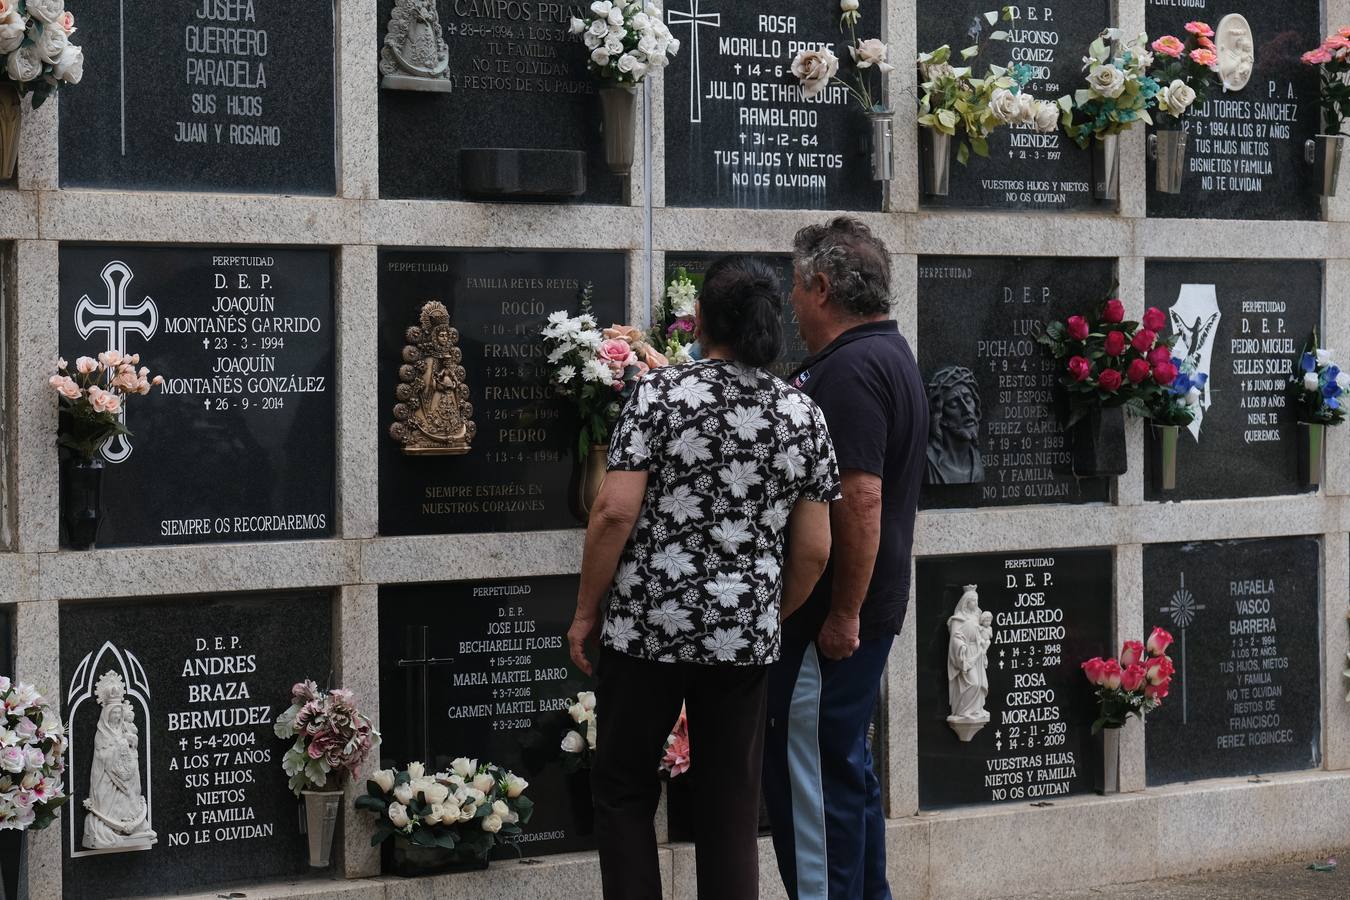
1217, 14, 1255, 92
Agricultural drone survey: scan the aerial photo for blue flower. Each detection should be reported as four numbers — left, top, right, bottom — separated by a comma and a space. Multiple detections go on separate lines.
1302, 352, 1316, 373
1323, 379, 1342, 400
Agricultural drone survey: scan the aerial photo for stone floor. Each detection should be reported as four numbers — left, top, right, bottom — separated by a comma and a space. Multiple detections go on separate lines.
1027, 853, 1347, 899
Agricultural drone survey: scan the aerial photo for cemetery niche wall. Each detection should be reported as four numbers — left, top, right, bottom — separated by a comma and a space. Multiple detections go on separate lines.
1144, 537, 1322, 785
918, 256, 1115, 509
662, 0, 883, 210
379, 576, 595, 860
57, 246, 337, 549
59, 0, 337, 194
916, 548, 1112, 809
1143, 259, 1322, 501
377, 0, 625, 203
58, 592, 333, 900
378, 248, 627, 535
1144, 0, 1321, 220
917, 0, 1111, 212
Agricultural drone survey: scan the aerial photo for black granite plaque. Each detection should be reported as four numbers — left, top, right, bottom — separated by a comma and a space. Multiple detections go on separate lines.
918, 256, 1114, 509
1144, 260, 1321, 501
1145, 0, 1320, 220
379, 577, 594, 858
662, 1, 881, 210
1144, 537, 1321, 785
59, 1, 336, 194
917, 549, 1112, 809
378, 249, 627, 535
59, 592, 333, 899
918, 0, 1110, 211
377, 0, 624, 203
57, 247, 336, 548
663, 252, 807, 381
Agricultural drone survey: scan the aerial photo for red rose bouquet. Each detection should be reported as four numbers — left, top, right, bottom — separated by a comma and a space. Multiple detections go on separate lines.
1082, 627, 1175, 733
1038, 298, 1181, 426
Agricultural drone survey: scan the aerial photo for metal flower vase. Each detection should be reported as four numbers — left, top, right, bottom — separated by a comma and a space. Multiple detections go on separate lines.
1149, 423, 1180, 491
0, 85, 19, 181
1307, 135, 1347, 197
920, 129, 951, 196
302, 789, 342, 867
1298, 422, 1325, 488
598, 85, 637, 176
868, 110, 894, 182
1152, 126, 1188, 194
61, 458, 105, 550
1094, 727, 1122, 794
1092, 134, 1120, 201
576, 444, 608, 521
1069, 407, 1127, 478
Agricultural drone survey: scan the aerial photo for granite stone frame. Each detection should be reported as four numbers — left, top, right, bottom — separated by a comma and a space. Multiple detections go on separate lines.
0, 0, 1348, 898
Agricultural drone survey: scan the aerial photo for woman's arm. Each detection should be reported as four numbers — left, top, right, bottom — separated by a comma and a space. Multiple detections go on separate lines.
780, 498, 832, 621
567, 470, 649, 675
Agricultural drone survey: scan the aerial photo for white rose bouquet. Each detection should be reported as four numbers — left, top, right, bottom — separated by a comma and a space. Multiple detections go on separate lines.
790, 1, 892, 113
50, 351, 163, 463
570, 1, 679, 85
0, 0, 84, 105
1059, 29, 1160, 148
917, 8, 1049, 165
0, 677, 68, 832
356, 759, 533, 861
558, 692, 597, 773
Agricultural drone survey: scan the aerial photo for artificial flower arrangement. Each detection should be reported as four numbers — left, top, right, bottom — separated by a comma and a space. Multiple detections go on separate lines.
558, 691, 597, 773
0, 677, 68, 832
916, 8, 1035, 167
0, 0, 84, 105
1082, 627, 1175, 733
50, 351, 163, 463
570, 0, 679, 84
1149, 23, 1219, 126
540, 289, 669, 458
1289, 336, 1347, 486
274, 680, 380, 795
1303, 27, 1350, 195
1058, 29, 1159, 165
356, 759, 533, 863
658, 268, 699, 364
658, 705, 690, 779
1140, 345, 1208, 491
791, 1, 892, 113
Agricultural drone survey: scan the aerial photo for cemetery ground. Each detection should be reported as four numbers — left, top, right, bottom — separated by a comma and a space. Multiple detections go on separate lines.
1029, 851, 1349, 899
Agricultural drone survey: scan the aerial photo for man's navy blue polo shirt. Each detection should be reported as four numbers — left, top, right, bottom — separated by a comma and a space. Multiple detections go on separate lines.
789, 319, 928, 640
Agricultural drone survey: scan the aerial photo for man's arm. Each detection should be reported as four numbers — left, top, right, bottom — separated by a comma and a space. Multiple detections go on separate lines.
567, 470, 648, 675
780, 499, 832, 621
817, 469, 883, 660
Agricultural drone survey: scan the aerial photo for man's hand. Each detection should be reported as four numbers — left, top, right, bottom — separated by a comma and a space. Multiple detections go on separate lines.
817, 611, 860, 660
568, 613, 602, 675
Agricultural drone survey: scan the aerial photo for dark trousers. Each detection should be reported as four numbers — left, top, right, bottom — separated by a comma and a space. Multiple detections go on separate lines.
592, 647, 769, 900
763, 634, 894, 900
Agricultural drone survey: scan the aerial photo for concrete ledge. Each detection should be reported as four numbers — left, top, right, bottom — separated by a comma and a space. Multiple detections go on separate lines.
38, 539, 360, 601
360, 531, 585, 586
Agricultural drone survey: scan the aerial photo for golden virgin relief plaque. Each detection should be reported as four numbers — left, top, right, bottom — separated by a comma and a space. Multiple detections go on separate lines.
390, 301, 476, 455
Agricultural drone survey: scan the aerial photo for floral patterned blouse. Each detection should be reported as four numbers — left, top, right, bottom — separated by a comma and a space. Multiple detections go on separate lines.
601, 359, 841, 666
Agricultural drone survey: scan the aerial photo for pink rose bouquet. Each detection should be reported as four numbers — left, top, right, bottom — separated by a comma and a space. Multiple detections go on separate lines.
1149, 22, 1219, 125
274, 680, 380, 795
0, 677, 68, 831
50, 351, 163, 462
1082, 627, 1175, 732
1303, 29, 1350, 137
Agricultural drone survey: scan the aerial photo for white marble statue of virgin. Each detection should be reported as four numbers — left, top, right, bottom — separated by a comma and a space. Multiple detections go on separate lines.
83, 672, 157, 850
946, 586, 990, 724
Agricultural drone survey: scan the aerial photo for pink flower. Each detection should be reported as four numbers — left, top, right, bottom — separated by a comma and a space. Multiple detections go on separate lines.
1132, 329, 1157, 353
599, 338, 634, 364
75, 356, 98, 375
1304, 48, 1334, 66
55, 357, 67, 370
1103, 331, 1127, 357
1152, 36, 1185, 58
661, 732, 690, 777
1146, 656, 1175, 686
1101, 659, 1122, 690
1190, 48, 1219, 70
1101, 299, 1125, 324
58, 10, 74, 34
1066, 316, 1090, 341
1098, 368, 1123, 392
1081, 657, 1108, 686
1068, 356, 1092, 382
1325, 36, 1350, 51
1120, 641, 1145, 668
1142, 307, 1167, 331
1120, 663, 1147, 693
152, 375, 165, 387
1146, 626, 1174, 656
97, 350, 123, 369
1184, 21, 1214, 38
1197, 35, 1216, 51
49, 375, 81, 401
14, 718, 36, 741
1144, 680, 1170, 702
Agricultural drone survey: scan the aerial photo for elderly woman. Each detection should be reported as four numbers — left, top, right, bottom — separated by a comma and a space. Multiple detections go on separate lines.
567, 256, 840, 900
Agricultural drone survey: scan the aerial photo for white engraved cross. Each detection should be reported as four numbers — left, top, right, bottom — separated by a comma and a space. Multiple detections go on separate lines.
668, 0, 721, 124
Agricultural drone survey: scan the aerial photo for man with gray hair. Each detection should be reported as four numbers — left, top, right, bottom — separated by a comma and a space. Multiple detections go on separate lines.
763, 217, 927, 900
